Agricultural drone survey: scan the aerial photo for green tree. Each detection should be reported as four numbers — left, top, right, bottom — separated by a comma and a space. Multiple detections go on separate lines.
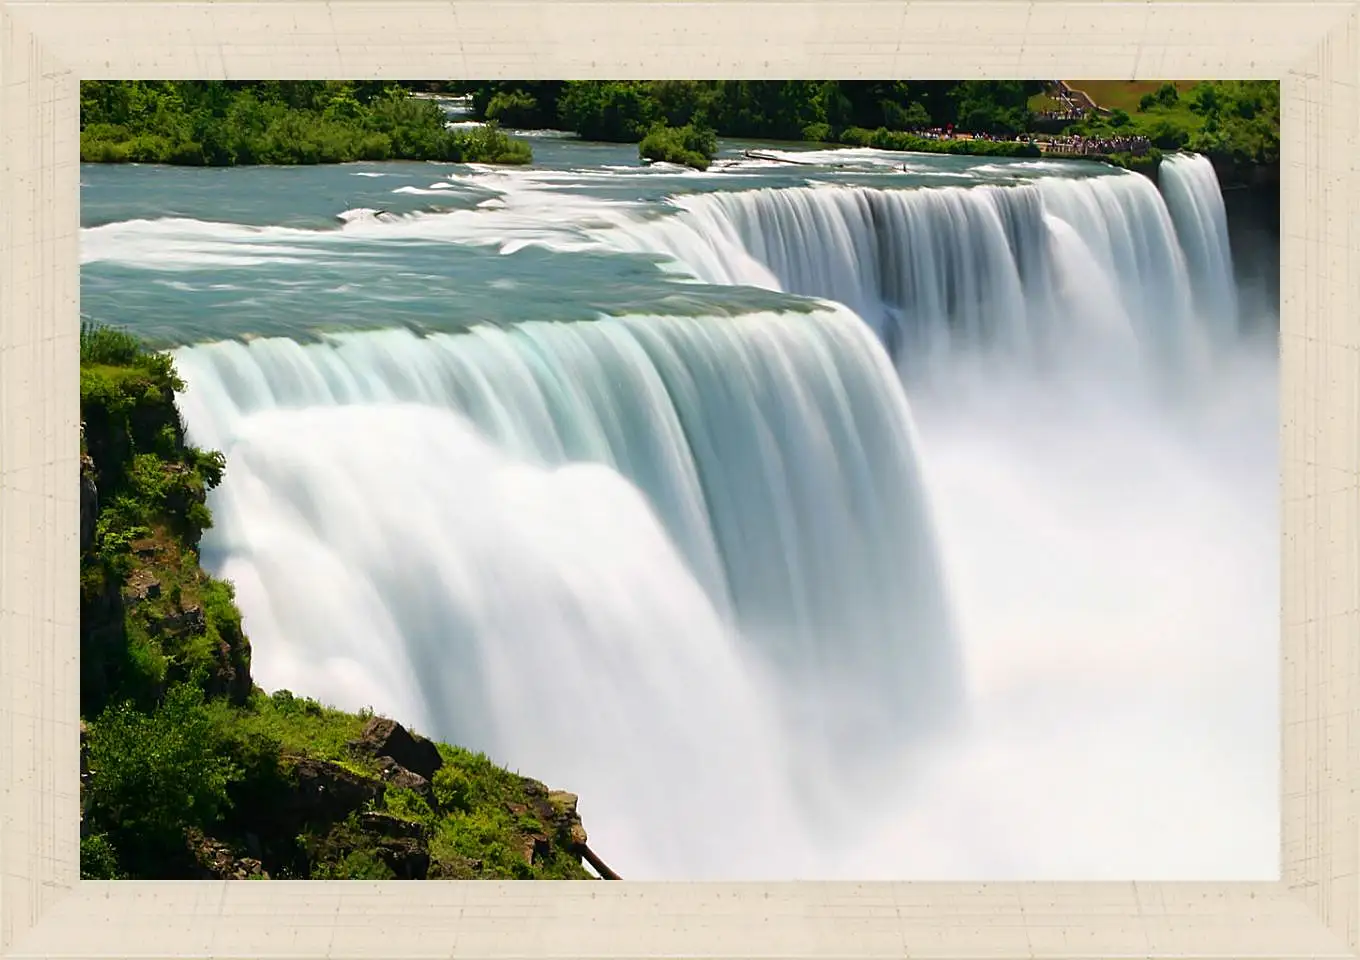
485, 90, 541, 128
1155, 82, 1181, 107
84, 683, 241, 866
557, 81, 658, 142
639, 122, 718, 170
949, 80, 1033, 135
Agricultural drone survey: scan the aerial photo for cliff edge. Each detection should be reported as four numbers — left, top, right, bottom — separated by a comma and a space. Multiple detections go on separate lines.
78, 322, 606, 881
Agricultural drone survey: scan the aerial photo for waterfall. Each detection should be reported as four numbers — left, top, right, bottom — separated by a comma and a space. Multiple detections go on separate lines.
599, 170, 1224, 390
1157, 152, 1240, 339
152, 152, 1271, 880
175, 306, 962, 874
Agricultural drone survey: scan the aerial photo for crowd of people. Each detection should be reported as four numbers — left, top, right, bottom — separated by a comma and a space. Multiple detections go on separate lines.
1037, 133, 1151, 156
1035, 107, 1087, 121
894, 83, 1152, 159
904, 128, 1151, 158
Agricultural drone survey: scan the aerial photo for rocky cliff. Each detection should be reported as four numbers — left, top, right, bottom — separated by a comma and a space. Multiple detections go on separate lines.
78, 323, 610, 881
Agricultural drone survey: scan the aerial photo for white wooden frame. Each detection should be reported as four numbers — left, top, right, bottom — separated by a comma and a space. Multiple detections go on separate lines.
2, 1, 1355, 957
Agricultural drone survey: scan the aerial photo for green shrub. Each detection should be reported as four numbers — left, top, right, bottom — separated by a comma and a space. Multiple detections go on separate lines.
313, 848, 395, 880
80, 320, 142, 365
484, 90, 541, 128
384, 786, 435, 823
801, 122, 833, 143
639, 122, 718, 170
80, 833, 123, 879
837, 126, 1041, 158
433, 766, 474, 813
558, 81, 659, 142
84, 683, 241, 859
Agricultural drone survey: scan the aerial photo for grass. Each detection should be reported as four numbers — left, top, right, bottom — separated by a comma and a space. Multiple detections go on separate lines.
1027, 92, 1070, 113
210, 690, 373, 771
1063, 80, 1200, 113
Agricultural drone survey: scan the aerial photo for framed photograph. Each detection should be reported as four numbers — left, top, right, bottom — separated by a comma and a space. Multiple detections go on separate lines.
2, 2, 1355, 958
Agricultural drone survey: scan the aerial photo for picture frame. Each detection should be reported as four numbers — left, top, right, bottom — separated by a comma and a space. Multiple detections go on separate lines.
2, 1, 1355, 957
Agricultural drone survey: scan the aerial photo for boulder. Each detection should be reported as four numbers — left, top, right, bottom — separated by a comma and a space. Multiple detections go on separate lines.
374, 835, 430, 880
521, 832, 552, 866
360, 814, 432, 880
123, 570, 161, 604
359, 811, 429, 841
351, 717, 443, 782
287, 757, 383, 825
549, 792, 590, 848
374, 756, 436, 807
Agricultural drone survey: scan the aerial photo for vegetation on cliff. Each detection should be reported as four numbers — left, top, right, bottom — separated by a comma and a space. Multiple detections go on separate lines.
79, 81, 532, 166
79, 322, 595, 881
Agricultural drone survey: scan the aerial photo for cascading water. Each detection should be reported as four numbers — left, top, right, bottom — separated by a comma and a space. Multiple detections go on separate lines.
1157, 152, 1240, 340
83, 146, 1278, 881
600, 170, 1218, 393
173, 306, 962, 874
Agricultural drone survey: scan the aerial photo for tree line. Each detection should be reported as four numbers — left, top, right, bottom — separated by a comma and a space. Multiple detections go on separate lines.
441, 79, 1277, 171
79, 80, 530, 166
78, 79, 1278, 172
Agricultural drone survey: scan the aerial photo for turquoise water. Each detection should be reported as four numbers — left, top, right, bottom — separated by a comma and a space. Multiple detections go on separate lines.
81, 140, 1104, 344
